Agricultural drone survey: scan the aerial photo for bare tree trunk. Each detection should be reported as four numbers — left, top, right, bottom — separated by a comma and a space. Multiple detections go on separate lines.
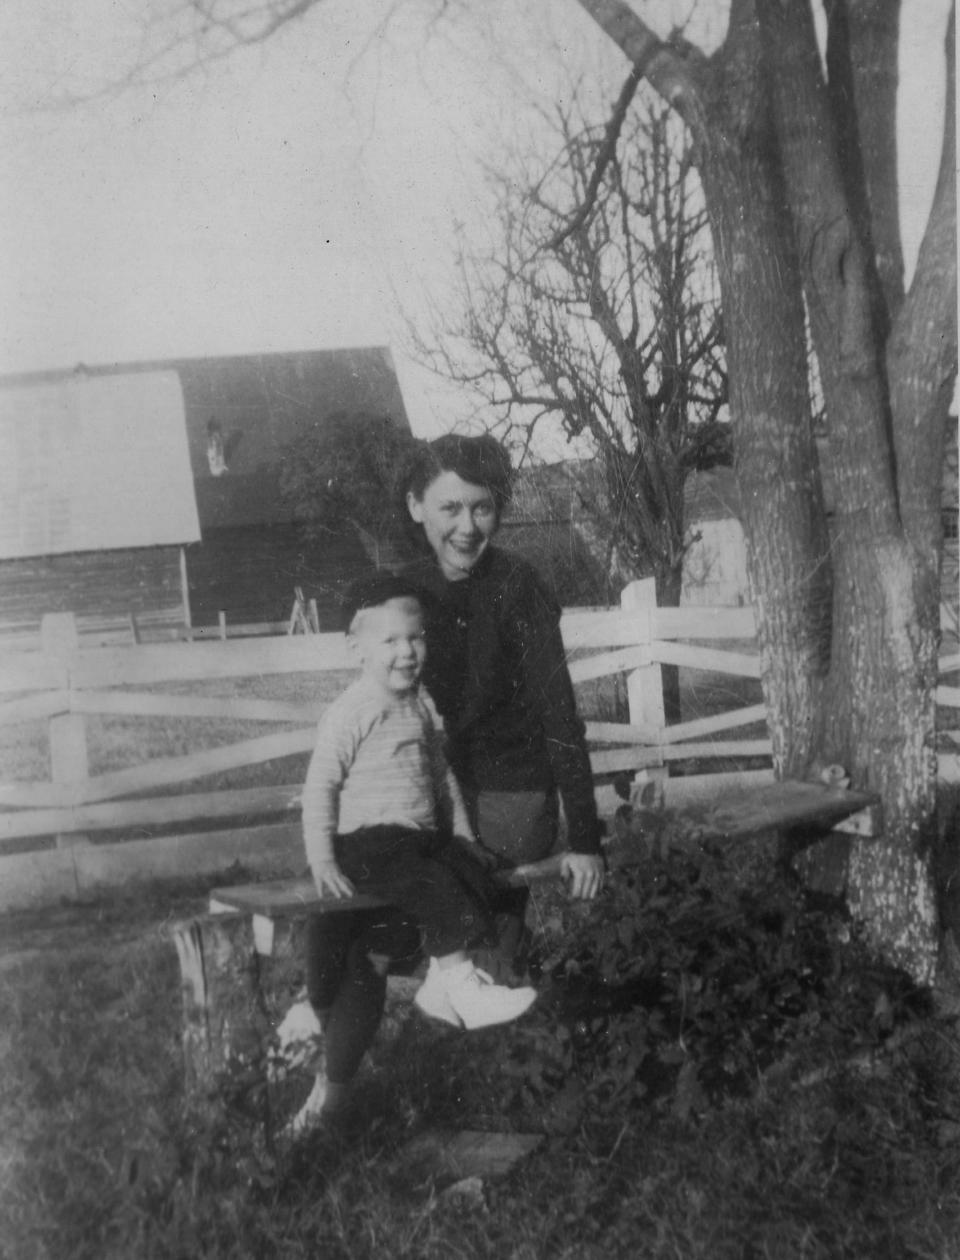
693, 4, 833, 781
846, 9, 956, 983
757, 0, 951, 983
657, 560, 684, 723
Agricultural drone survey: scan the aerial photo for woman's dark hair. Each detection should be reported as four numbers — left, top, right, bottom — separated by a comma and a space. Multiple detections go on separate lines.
400, 433, 514, 514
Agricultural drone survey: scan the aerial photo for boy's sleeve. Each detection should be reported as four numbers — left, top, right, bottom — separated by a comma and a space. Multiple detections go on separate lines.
301, 701, 354, 873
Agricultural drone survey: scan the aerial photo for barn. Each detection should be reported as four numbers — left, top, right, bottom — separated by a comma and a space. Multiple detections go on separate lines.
0, 347, 411, 633
0, 369, 200, 641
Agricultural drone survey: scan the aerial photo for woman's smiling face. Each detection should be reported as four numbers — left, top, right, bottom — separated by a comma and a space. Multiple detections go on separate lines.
407, 471, 499, 581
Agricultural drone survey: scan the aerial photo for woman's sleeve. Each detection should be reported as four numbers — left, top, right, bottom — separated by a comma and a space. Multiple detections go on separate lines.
440, 760, 475, 841
513, 576, 603, 855
423, 693, 474, 840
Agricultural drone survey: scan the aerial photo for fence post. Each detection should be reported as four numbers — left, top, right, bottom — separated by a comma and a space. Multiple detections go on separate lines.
621, 579, 668, 798
40, 612, 90, 847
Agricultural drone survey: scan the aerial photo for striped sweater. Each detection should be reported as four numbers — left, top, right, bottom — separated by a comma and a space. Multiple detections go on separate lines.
301, 673, 473, 876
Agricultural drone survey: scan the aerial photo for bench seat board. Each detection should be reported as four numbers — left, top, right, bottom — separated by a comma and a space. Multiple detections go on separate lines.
681, 781, 877, 840
208, 783, 877, 921
211, 880, 386, 916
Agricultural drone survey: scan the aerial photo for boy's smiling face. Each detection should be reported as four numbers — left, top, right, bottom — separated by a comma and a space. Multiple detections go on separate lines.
348, 596, 426, 696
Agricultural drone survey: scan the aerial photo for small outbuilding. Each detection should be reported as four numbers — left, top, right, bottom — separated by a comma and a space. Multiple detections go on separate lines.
681, 466, 749, 607
681, 428, 959, 612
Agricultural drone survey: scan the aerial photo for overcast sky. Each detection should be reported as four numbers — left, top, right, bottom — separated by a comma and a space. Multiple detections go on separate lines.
0, 0, 952, 442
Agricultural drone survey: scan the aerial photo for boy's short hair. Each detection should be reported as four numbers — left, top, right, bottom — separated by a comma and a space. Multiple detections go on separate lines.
339, 571, 423, 633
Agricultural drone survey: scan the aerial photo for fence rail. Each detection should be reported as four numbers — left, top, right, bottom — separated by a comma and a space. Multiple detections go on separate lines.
0, 580, 957, 908
0, 610, 298, 653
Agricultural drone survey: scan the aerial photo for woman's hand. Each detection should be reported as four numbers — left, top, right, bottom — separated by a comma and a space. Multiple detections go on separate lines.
312, 860, 355, 900
559, 852, 604, 900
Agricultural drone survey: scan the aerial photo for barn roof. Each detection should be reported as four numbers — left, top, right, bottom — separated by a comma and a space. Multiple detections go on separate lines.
0, 347, 411, 531
0, 370, 200, 560
178, 346, 409, 529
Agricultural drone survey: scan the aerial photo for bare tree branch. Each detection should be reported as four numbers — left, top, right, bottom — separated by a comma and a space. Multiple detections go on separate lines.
546, 63, 644, 251
412, 86, 728, 600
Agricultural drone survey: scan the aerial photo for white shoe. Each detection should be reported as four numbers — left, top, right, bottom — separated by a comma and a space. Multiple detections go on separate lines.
282, 1074, 330, 1138
413, 959, 464, 1026
270, 1000, 323, 1079
415, 959, 536, 1030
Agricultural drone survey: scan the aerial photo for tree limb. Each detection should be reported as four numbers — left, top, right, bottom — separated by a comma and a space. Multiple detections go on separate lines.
886, 2, 957, 558
573, 0, 706, 125
546, 63, 644, 250
825, 0, 904, 335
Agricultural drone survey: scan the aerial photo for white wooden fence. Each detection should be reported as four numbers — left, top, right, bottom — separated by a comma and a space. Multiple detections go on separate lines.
0, 579, 957, 909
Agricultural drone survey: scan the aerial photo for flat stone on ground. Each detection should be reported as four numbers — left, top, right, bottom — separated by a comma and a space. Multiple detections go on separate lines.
392, 1129, 543, 1191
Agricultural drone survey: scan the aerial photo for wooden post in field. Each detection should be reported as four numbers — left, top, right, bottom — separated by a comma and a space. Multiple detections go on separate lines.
620, 579, 668, 800
179, 545, 193, 638
41, 613, 90, 848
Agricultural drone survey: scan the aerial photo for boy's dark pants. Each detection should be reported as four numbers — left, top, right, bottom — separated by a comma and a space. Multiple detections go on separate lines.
305, 825, 500, 1084
333, 824, 499, 956
306, 907, 419, 1084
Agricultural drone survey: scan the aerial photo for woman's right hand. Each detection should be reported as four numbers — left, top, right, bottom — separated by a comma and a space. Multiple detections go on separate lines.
313, 860, 355, 900
559, 852, 604, 900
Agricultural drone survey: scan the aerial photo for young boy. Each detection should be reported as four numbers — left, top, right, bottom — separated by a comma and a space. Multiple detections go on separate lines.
300, 572, 537, 1040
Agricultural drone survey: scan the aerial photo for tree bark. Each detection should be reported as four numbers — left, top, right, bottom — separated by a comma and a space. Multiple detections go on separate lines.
701, 7, 836, 784
826, 0, 904, 332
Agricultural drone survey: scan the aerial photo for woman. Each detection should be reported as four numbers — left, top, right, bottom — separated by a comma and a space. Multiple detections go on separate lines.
400, 433, 604, 924
283, 432, 603, 1135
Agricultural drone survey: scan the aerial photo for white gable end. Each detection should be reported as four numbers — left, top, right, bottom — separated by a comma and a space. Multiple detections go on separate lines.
0, 371, 200, 559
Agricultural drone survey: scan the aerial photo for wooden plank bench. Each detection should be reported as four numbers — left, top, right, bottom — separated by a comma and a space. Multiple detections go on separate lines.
172, 780, 878, 1106
668, 779, 879, 841
204, 778, 879, 950
206, 857, 562, 957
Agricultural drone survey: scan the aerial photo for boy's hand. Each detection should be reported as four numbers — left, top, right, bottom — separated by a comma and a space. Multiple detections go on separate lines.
559, 852, 604, 900
313, 860, 355, 900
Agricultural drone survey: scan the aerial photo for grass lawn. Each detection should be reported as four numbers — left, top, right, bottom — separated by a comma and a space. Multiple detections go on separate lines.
2, 840, 959, 1260
3, 651, 957, 1256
